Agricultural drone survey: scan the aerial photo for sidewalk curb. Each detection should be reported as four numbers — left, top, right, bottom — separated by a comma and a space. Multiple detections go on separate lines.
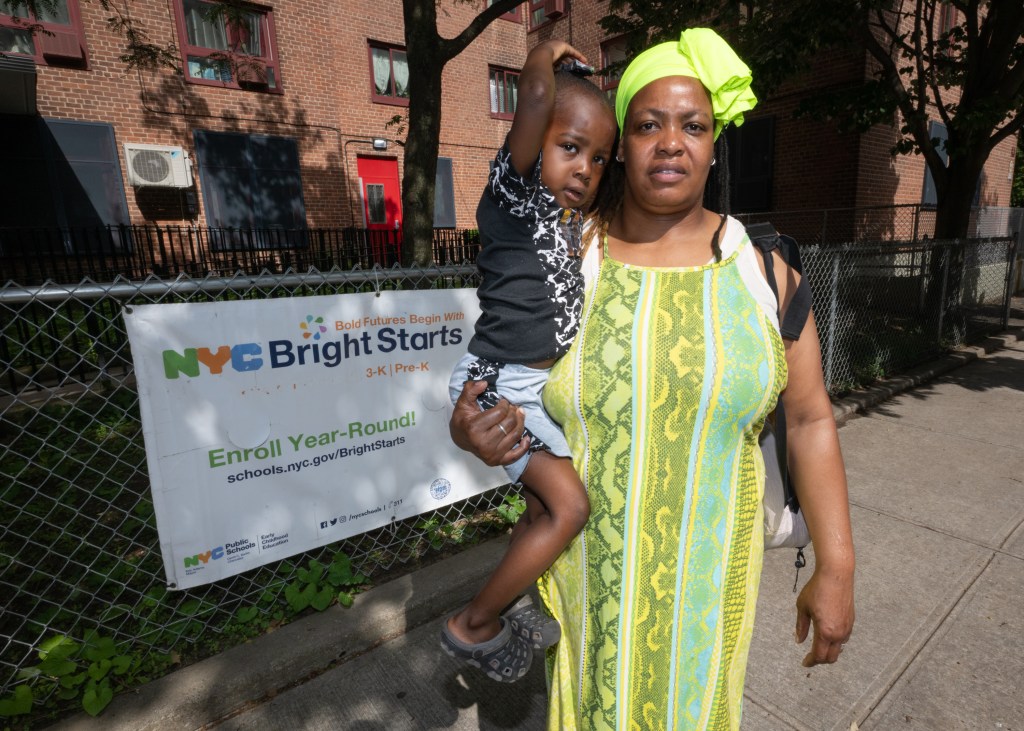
51, 537, 509, 731
50, 327, 1024, 730
830, 326, 1024, 426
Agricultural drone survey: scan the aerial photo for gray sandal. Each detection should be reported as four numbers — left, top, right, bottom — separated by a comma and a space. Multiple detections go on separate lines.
440, 616, 532, 683
503, 595, 561, 650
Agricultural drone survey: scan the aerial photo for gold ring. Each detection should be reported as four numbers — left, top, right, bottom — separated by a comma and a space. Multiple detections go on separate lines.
498, 423, 508, 436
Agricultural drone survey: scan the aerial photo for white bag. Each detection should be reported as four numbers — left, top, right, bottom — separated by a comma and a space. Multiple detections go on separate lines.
760, 420, 810, 550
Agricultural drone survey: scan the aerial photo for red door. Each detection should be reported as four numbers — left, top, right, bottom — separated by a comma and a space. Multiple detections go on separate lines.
357, 156, 402, 265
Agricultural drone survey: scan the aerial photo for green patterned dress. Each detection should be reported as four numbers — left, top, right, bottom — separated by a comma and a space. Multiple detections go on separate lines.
541, 220, 788, 730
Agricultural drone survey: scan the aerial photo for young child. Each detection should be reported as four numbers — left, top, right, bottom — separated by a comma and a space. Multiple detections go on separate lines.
442, 40, 618, 683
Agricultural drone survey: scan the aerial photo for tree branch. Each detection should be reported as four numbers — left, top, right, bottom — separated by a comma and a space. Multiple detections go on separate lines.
862, 9, 945, 176
441, 0, 524, 61
921, 0, 953, 131
988, 107, 1024, 153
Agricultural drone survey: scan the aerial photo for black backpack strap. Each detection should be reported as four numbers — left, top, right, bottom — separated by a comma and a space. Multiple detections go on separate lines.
746, 222, 812, 340
747, 222, 806, 514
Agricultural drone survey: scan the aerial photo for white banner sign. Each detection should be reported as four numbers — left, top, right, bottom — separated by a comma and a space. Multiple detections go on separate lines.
124, 289, 505, 590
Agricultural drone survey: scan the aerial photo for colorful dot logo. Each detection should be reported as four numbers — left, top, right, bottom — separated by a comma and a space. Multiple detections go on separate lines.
299, 315, 327, 340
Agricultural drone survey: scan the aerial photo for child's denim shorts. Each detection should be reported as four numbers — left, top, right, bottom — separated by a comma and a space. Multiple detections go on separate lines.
448, 352, 571, 484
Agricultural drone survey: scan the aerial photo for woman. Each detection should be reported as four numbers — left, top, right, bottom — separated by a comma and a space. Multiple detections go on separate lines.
450, 28, 855, 730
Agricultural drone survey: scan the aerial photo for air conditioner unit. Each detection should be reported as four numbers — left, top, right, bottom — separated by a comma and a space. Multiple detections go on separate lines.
544, 0, 566, 20
124, 143, 193, 188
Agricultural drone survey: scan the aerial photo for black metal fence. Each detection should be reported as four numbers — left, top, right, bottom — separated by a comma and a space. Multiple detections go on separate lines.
0, 226, 482, 285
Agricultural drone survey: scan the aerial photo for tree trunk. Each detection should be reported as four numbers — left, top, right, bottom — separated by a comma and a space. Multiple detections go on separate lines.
399, 66, 443, 268
924, 152, 987, 338
933, 155, 985, 240
400, 0, 444, 269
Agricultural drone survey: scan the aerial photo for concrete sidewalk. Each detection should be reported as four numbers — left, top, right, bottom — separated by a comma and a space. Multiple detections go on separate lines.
54, 327, 1024, 731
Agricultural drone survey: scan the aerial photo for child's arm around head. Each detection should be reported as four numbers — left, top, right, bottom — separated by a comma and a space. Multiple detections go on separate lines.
507, 41, 588, 178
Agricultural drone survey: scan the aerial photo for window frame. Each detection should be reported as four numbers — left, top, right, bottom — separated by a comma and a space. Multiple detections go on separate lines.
434, 157, 456, 228
527, 0, 566, 31
921, 120, 948, 208
172, 0, 283, 94
193, 129, 308, 240
600, 35, 627, 101
485, 0, 520, 23
0, 116, 131, 252
488, 65, 520, 120
367, 41, 410, 107
0, 0, 88, 68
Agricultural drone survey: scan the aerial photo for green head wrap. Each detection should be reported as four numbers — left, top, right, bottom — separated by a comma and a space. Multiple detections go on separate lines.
614, 28, 757, 140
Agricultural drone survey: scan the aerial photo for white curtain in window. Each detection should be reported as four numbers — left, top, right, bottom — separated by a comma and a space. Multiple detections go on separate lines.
392, 50, 409, 98
506, 75, 517, 113
489, 72, 499, 113
238, 12, 262, 56
371, 47, 392, 95
184, 0, 228, 50
0, 26, 35, 54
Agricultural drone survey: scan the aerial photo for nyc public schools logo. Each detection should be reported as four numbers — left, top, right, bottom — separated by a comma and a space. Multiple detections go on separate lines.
430, 478, 451, 500
300, 315, 327, 340
183, 537, 255, 569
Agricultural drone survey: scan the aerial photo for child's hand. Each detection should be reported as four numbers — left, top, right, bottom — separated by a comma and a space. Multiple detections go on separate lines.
530, 40, 588, 70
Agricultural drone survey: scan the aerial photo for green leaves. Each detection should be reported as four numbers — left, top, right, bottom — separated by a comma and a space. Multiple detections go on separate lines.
81, 679, 114, 717
285, 552, 367, 614
36, 635, 80, 677
0, 685, 34, 717
10, 631, 143, 719
496, 493, 527, 526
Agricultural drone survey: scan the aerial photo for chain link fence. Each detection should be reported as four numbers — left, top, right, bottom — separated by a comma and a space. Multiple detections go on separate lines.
0, 264, 522, 724
0, 234, 1018, 722
799, 237, 1017, 392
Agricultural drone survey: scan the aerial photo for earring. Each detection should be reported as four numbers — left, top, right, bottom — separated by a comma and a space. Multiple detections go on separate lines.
711, 157, 717, 166
616, 156, 624, 163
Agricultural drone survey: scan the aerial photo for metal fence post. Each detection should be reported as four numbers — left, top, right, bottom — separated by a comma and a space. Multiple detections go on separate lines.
823, 250, 841, 391
1004, 238, 1019, 330
936, 246, 950, 344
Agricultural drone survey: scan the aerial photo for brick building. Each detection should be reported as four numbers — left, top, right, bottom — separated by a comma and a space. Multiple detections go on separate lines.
0, 0, 527, 235
0, 0, 1016, 246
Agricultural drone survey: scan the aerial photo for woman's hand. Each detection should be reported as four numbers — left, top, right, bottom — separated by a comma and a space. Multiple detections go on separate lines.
449, 380, 529, 467
795, 564, 855, 666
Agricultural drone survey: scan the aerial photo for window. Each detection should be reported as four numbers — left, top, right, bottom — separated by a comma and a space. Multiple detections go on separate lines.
486, 0, 520, 22
921, 120, 948, 207
600, 36, 627, 104
365, 184, 386, 225
528, 0, 567, 30
173, 0, 282, 92
938, 3, 957, 34
489, 67, 519, 119
937, 3, 959, 57
724, 116, 774, 213
0, 0, 87, 67
193, 130, 307, 239
0, 117, 129, 253
369, 42, 409, 105
434, 157, 456, 228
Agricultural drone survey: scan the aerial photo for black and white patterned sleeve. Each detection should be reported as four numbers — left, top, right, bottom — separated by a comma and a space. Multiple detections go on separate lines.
487, 142, 544, 218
